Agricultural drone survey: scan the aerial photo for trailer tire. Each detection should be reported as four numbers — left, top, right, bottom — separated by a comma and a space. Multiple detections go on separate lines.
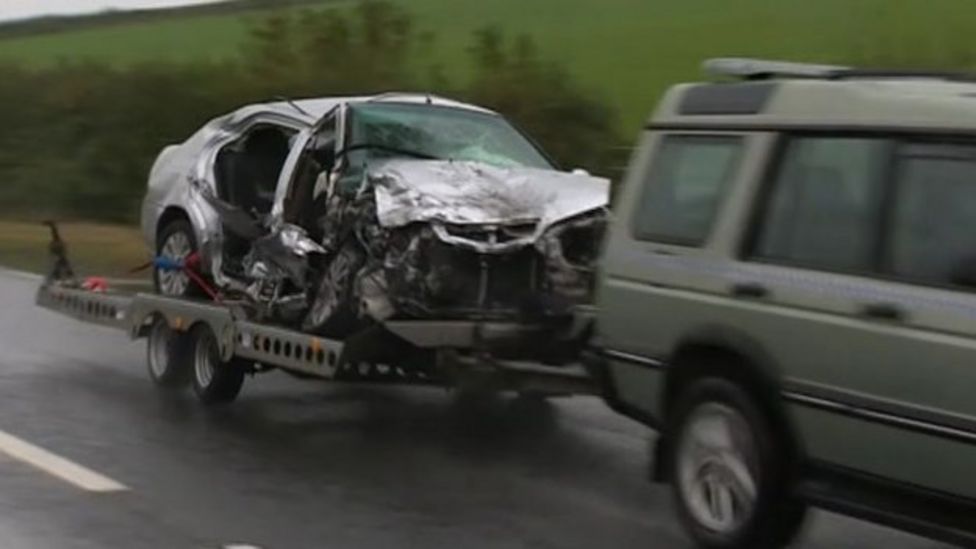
188, 324, 245, 405
146, 317, 191, 388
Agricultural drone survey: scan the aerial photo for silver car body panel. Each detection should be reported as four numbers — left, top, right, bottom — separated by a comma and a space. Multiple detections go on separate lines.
142, 94, 492, 272
370, 159, 610, 253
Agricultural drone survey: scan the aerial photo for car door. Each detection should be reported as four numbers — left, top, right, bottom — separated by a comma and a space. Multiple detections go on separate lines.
271, 107, 340, 227
733, 134, 976, 499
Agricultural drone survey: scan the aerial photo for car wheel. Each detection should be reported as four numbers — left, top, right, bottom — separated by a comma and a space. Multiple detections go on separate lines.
154, 218, 201, 298
188, 324, 245, 405
146, 316, 191, 388
669, 377, 806, 549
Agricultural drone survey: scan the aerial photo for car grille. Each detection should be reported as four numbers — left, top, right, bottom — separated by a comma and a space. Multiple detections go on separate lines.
441, 222, 538, 245
420, 241, 541, 316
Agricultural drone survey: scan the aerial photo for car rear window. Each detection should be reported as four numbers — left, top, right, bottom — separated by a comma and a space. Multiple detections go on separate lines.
887, 143, 976, 287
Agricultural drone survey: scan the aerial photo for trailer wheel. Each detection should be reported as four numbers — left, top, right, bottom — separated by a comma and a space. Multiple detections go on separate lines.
146, 317, 191, 388
189, 324, 245, 405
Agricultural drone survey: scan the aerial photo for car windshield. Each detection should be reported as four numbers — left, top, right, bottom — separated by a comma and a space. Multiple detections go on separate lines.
344, 102, 554, 170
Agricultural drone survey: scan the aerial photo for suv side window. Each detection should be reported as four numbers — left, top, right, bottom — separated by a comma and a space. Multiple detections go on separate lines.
752, 136, 889, 272
633, 135, 742, 246
888, 143, 976, 287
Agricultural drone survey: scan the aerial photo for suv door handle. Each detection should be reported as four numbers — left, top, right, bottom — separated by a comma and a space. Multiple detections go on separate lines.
861, 302, 905, 322
730, 282, 769, 299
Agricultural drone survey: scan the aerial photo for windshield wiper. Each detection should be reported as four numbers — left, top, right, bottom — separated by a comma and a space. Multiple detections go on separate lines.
336, 143, 439, 161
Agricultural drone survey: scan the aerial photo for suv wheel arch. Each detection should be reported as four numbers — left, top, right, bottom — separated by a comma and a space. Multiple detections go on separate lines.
657, 326, 803, 481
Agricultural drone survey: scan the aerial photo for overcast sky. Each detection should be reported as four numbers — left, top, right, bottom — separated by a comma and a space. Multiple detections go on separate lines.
0, 1, 224, 22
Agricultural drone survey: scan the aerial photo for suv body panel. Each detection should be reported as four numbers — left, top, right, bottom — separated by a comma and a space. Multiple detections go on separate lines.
597, 74, 976, 536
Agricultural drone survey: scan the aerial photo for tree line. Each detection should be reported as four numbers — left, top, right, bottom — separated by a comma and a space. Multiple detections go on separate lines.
0, 1, 624, 223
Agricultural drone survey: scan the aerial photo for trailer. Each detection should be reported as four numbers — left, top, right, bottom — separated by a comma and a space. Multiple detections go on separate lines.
35, 280, 595, 404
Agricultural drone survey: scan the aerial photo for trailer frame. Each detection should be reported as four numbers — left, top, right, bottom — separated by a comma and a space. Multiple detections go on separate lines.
35, 281, 595, 401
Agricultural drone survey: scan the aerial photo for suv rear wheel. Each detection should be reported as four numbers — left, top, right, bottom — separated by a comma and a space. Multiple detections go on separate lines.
669, 377, 806, 549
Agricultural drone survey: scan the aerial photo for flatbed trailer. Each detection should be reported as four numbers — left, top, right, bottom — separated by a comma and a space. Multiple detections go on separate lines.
35, 281, 595, 404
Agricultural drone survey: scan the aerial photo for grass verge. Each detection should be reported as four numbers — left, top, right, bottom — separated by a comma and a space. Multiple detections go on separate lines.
0, 220, 149, 277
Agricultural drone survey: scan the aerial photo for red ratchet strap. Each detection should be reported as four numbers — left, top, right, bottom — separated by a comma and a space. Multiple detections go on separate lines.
181, 252, 221, 302
95, 252, 221, 302
81, 276, 109, 292
126, 259, 154, 274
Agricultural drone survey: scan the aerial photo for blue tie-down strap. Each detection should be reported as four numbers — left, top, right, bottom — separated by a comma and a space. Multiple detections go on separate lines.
152, 256, 184, 272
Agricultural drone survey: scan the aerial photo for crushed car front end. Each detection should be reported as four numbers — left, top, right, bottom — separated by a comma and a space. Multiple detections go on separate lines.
307, 154, 610, 332
378, 212, 607, 321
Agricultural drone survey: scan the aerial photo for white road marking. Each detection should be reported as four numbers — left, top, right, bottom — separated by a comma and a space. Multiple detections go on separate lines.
0, 429, 127, 492
223, 545, 263, 549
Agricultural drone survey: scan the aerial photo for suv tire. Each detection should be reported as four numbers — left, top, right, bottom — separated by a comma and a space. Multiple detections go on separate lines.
668, 376, 806, 549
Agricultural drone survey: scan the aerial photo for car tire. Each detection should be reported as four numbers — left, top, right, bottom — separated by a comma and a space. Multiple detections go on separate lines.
146, 316, 191, 388
668, 376, 806, 549
188, 324, 245, 405
154, 218, 203, 298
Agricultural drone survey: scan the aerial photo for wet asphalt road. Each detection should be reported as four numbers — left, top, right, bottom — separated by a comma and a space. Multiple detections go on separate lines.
0, 269, 950, 549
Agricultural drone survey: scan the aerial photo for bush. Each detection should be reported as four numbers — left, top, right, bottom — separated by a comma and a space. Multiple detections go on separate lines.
0, 1, 624, 224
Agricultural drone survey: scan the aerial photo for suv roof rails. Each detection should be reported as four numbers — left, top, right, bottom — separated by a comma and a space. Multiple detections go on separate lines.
704, 57, 976, 83
703, 58, 848, 80
828, 68, 976, 82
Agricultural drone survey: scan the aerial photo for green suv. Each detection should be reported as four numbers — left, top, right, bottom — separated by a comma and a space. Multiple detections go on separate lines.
591, 58, 976, 548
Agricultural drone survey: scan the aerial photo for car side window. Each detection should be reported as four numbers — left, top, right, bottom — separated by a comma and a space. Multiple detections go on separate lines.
633, 135, 742, 245
888, 143, 976, 288
751, 136, 889, 273
215, 124, 296, 215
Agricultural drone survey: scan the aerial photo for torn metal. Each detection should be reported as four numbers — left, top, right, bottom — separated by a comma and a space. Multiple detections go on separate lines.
370, 159, 610, 253
298, 160, 610, 334
197, 184, 329, 320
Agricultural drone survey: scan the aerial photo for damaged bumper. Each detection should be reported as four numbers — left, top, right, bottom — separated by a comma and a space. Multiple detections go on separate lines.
374, 211, 606, 322
383, 309, 593, 365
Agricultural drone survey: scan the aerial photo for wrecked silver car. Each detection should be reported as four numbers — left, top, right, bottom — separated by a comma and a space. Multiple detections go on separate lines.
141, 94, 609, 338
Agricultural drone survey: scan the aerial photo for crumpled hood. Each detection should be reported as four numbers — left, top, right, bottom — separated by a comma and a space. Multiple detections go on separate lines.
369, 160, 610, 229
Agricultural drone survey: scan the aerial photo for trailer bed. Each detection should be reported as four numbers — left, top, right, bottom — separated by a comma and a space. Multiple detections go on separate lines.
35, 281, 594, 400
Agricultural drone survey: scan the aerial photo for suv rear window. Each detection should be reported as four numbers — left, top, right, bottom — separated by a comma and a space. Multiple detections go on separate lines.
752, 136, 889, 272
888, 143, 976, 287
633, 135, 742, 245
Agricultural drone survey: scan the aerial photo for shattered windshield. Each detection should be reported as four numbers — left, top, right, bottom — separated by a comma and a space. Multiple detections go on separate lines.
345, 102, 554, 170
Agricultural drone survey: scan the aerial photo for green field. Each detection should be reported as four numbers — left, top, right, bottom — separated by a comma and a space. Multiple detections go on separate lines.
1, 0, 975, 134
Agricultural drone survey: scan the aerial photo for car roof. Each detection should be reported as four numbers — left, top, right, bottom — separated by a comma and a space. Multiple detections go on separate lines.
229, 93, 497, 126
651, 58, 976, 132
